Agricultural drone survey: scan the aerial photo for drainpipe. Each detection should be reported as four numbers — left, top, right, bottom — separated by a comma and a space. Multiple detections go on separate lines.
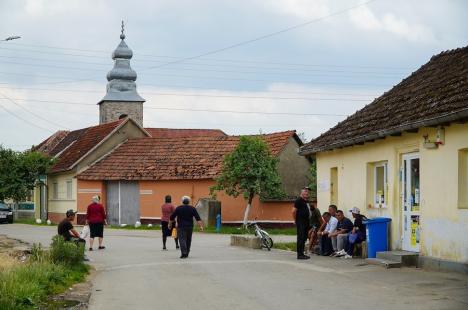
118, 181, 121, 225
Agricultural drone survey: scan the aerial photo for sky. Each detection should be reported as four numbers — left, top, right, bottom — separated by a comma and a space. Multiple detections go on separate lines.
0, 0, 467, 150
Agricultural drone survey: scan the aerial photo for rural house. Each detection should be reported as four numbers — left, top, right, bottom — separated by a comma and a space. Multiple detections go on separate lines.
33, 30, 310, 226
300, 46, 468, 272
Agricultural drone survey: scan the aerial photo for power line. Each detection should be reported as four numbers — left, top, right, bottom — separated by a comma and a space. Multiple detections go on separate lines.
0, 54, 407, 76
0, 100, 54, 133
0, 97, 350, 117
0, 91, 70, 129
0, 87, 373, 101
142, 0, 378, 71
2, 42, 410, 71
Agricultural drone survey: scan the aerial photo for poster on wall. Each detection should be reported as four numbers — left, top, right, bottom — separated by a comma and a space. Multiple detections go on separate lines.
318, 179, 330, 192
411, 215, 420, 246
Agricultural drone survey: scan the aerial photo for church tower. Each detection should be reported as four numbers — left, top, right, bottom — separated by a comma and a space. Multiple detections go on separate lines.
99, 22, 145, 126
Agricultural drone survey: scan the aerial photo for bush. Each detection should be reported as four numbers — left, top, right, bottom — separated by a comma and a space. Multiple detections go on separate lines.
0, 237, 89, 309
49, 235, 84, 266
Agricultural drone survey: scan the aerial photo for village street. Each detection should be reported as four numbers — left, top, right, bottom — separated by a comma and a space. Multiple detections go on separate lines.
1, 224, 467, 310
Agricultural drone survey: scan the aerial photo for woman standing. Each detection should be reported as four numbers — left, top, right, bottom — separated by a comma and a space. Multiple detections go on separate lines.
161, 195, 179, 250
86, 195, 107, 251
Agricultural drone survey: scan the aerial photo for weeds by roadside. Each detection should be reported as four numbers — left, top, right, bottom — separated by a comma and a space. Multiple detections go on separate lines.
272, 242, 297, 252
0, 236, 89, 310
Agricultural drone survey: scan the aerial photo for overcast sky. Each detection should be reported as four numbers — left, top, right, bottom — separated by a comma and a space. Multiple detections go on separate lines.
0, 0, 467, 150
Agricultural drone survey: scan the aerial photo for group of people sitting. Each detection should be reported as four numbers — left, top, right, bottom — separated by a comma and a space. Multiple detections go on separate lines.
294, 187, 367, 260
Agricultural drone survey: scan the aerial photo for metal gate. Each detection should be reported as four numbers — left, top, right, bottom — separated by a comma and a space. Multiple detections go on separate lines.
106, 181, 140, 225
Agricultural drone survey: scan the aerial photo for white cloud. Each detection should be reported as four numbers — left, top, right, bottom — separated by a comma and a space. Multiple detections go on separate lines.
348, 6, 436, 43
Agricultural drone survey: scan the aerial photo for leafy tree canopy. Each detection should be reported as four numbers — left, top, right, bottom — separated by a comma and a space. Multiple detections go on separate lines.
210, 136, 285, 224
0, 146, 53, 202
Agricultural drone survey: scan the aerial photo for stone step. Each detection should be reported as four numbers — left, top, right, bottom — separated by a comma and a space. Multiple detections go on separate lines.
376, 251, 419, 266
366, 258, 402, 269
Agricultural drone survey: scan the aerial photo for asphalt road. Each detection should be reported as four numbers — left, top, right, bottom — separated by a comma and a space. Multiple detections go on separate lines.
1, 224, 467, 310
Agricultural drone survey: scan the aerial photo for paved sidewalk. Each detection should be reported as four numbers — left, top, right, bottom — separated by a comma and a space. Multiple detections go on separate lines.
1, 224, 467, 310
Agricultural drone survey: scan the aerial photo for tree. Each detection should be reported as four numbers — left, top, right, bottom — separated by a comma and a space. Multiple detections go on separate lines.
308, 157, 317, 201
210, 136, 285, 226
0, 146, 53, 202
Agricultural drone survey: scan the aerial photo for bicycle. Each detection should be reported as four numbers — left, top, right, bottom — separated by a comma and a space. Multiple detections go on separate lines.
246, 221, 274, 251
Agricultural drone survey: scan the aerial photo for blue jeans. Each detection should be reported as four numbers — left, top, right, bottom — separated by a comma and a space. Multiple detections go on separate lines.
345, 231, 365, 256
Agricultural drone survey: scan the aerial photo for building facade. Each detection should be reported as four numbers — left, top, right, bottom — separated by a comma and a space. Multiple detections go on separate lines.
300, 47, 468, 272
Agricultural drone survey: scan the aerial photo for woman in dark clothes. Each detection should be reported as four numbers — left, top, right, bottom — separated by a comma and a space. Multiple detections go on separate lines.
86, 195, 107, 251
161, 195, 179, 250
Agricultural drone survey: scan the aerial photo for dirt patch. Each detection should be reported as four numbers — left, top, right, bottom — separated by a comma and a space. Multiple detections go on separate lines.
0, 234, 94, 309
0, 234, 29, 269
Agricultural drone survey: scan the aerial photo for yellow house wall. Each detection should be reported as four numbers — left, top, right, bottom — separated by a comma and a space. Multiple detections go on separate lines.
47, 171, 77, 214
316, 123, 468, 263
420, 124, 468, 262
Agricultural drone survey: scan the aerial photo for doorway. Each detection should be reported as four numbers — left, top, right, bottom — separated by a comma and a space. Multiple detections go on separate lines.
401, 153, 420, 252
106, 181, 140, 225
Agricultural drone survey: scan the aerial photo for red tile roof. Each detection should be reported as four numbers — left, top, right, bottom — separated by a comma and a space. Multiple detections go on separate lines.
33, 130, 70, 155
145, 128, 226, 138
77, 131, 297, 181
300, 46, 468, 154
49, 119, 125, 173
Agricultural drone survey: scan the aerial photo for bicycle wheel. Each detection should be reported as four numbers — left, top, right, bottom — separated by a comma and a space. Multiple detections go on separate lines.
260, 231, 274, 250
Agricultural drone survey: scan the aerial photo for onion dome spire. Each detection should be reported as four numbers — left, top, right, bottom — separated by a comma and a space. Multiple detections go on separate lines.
99, 21, 145, 103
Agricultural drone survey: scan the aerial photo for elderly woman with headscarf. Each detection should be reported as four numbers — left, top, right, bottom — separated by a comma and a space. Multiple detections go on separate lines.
86, 195, 107, 251
169, 196, 204, 259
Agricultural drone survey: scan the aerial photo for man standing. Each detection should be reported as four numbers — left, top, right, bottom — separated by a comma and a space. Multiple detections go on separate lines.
292, 187, 311, 260
317, 212, 338, 256
169, 196, 204, 259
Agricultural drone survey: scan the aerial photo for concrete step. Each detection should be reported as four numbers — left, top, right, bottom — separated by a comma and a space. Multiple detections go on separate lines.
366, 258, 402, 269
376, 251, 419, 267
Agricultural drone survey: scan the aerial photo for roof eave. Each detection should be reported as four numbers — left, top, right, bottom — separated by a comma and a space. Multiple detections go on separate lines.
299, 107, 468, 155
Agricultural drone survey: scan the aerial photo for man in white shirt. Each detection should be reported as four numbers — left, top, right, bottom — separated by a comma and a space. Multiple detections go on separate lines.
317, 212, 338, 256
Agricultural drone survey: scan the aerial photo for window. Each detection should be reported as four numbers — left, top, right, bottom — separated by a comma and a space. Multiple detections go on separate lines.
330, 167, 338, 205
52, 182, 58, 199
459, 149, 468, 209
66, 180, 73, 200
367, 161, 388, 208
374, 163, 387, 208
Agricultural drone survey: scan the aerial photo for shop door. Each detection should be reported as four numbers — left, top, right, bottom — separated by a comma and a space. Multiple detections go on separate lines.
401, 153, 420, 252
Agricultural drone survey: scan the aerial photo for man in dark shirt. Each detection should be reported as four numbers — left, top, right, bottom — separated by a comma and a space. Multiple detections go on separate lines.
307, 203, 323, 254
329, 210, 354, 255
169, 196, 204, 259
58, 210, 86, 247
344, 207, 367, 258
292, 187, 311, 259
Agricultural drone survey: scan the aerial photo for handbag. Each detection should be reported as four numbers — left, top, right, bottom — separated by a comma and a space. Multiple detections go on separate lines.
80, 225, 90, 239
171, 227, 177, 238
348, 232, 358, 243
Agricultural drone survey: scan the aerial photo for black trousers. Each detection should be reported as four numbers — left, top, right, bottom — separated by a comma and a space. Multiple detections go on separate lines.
161, 221, 178, 248
296, 219, 309, 257
320, 235, 333, 256
177, 227, 193, 256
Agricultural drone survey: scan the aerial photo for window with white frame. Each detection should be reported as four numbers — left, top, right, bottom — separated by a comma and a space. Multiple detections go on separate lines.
66, 180, 73, 200
52, 182, 58, 199
374, 162, 388, 208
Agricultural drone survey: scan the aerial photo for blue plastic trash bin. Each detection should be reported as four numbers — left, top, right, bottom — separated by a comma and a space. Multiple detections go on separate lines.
364, 217, 391, 258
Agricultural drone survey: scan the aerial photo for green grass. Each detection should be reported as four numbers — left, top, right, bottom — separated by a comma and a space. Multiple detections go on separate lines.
272, 242, 297, 252
14, 218, 54, 226
0, 238, 89, 310
14, 219, 296, 235
203, 226, 296, 235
